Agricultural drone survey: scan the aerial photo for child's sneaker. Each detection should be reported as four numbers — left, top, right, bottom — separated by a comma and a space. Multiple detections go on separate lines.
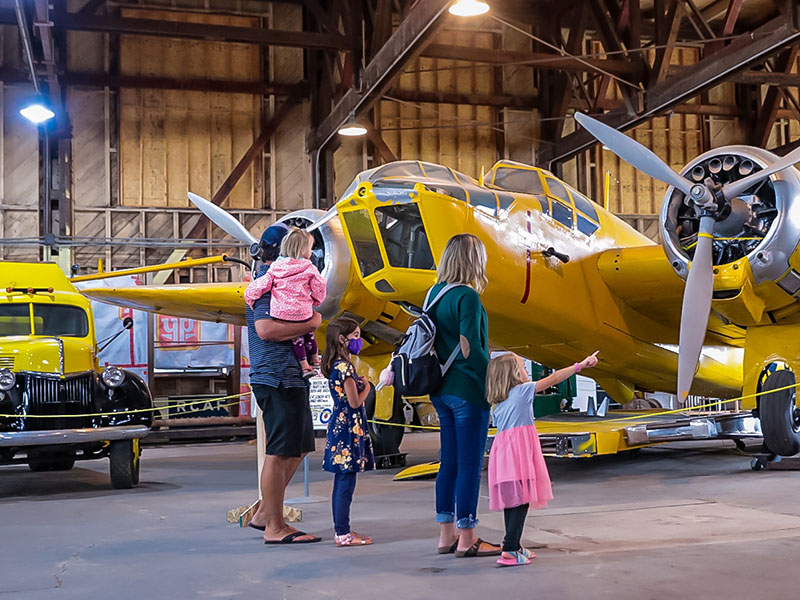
496, 551, 531, 567
334, 532, 372, 547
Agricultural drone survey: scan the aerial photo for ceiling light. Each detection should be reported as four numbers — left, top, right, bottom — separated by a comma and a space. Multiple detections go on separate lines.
448, 0, 490, 17
20, 102, 55, 124
338, 112, 367, 137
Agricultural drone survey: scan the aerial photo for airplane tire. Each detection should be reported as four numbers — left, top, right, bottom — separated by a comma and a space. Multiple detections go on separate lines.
364, 385, 405, 457
760, 370, 800, 457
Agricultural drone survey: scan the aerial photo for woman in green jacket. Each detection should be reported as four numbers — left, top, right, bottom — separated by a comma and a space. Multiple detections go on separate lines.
428, 234, 501, 558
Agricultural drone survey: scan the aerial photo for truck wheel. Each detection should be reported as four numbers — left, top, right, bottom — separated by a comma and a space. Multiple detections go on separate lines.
109, 439, 140, 489
28, 451, 75, 472
760, 370, 800, 456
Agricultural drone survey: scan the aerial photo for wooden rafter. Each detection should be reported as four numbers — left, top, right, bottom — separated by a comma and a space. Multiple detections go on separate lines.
541, 16, 800, 166
651, 0, 684, 84
308, 0, 451, 153
750, 46, 800, 147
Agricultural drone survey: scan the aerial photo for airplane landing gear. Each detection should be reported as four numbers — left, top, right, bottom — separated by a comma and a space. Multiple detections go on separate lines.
759, 370, 800, 457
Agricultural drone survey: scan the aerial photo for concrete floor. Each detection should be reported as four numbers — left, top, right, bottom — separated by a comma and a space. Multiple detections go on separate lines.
1, 433, 799, 599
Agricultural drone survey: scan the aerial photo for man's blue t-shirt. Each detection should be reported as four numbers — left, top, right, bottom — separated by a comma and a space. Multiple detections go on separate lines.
246, 277, 306, 389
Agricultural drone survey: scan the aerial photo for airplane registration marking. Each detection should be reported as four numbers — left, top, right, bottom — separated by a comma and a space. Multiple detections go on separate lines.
521, 210, 532, 304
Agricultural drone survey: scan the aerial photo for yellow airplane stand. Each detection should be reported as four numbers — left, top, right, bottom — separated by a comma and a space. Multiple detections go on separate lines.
393, 408, 763, 481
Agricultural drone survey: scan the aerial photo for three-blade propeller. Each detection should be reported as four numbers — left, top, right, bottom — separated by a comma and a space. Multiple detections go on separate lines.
575, 112, 795, 402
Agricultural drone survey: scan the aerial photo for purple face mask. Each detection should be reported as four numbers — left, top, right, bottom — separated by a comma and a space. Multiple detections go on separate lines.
347, 337, 363, 355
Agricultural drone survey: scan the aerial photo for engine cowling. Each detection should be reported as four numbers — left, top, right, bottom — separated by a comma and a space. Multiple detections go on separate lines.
659, 146, 800, 321
277, 209, 352, 320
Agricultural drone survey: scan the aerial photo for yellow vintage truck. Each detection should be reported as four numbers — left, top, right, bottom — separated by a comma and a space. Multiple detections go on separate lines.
0, 262, 152, 488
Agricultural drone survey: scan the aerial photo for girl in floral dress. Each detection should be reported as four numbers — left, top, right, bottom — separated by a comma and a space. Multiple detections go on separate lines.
321, 317, 376, 546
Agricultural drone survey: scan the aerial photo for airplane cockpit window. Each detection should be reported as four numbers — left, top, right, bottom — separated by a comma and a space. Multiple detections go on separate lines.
468, 188, 499, 216
341, 209, 385, 277
492, 167, 545, 196
374, 204, 435, 270
551, 199, 574, 229
544, 176, 569, 202
371, 161, 423, 180
567, 185, 600, 222
420, 163, 455, 182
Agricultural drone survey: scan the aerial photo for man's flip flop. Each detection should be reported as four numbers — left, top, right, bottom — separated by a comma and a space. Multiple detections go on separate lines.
264, 531, 322, 544
248, 522, 265, 532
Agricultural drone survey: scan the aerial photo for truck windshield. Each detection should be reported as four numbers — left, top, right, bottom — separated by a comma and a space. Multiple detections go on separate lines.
0, 304, 89, 337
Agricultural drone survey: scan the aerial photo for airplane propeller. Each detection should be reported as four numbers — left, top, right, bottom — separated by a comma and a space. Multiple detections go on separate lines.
187, 192, 258, 247
574, 112, 800, 402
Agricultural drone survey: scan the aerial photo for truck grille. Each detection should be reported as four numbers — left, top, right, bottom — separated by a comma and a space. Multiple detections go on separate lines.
24, 372, 94, 429
0, 355, 13, 369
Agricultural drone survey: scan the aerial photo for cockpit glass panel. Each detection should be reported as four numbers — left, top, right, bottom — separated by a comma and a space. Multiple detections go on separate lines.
420, 163, 455, 182
453, 171, 478, 186
32, 304, 89, 337
551, 199, 574, 229
374, 204, 435, 270
467, 188, 498, 217
372, 162, 423, 179
544, 177, 570, 203
567, 185, 599, 222
0, 304, 31, 336
427, 183, 467, 202
342, 210, 385, 277
492, 167, 544, 196
577, 214, 599, 236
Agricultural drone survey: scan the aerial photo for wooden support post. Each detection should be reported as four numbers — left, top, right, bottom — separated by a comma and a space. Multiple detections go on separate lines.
751, 46, 800, 147
705, 0, 745, 55
651, 0, 684, 84
365, 124, 398, 163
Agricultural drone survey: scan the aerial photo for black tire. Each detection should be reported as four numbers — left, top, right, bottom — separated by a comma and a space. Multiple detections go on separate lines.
364, 385, 405, 457
109, 439, 140, 489
759, 370, 800, 456
27, 450, 75, 472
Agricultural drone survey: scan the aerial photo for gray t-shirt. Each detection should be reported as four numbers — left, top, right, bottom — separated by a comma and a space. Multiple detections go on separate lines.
492, 382, 537, 432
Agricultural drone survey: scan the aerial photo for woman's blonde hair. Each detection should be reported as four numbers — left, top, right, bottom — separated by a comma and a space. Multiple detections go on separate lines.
280, 227, 312, 259
486, 353, 526, 405
436, 234, 488, 293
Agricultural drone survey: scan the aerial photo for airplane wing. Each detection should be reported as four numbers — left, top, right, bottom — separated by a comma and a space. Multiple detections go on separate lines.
82, 282, 247, 325
596, 245, 746, 346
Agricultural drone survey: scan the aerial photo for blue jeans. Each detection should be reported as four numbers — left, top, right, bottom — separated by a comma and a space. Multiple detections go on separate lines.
431, 394, 490, 529
331, 471, 357, 535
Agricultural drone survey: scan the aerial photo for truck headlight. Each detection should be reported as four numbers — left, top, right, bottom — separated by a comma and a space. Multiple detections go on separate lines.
101, 366, 124, 388
0, 368, 14, 391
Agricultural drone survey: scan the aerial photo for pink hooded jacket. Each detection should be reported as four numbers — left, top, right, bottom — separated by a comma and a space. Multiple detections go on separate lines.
244, 257, 326, 321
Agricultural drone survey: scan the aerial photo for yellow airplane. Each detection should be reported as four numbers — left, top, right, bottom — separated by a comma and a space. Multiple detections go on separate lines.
82, 112, 800, 460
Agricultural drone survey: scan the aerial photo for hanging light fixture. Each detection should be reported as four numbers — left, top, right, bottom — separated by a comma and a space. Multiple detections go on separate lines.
338, 112, 367, 137
20, 101, 55, 125
448, 0, 490, 17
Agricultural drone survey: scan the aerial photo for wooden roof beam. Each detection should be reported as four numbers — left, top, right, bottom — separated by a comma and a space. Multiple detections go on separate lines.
51, 9, 357, 50
420, 43, 643, 78
307, 0, 451, 153
542, 16, 800, 166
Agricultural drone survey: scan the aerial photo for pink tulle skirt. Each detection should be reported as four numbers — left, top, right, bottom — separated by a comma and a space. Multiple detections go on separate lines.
488, 424, 553, 511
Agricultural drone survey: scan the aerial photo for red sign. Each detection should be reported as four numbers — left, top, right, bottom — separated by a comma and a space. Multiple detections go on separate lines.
157, 316, 200, 350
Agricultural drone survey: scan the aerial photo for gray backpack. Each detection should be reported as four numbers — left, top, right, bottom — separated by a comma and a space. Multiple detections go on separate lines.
391, 284, 463, 397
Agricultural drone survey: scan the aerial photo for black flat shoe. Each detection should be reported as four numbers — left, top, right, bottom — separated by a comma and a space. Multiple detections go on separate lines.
248, 522, 266, 532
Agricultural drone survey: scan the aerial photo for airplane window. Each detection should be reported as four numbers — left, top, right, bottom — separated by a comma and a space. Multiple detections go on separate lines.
467, 188, 499, 216
372, 162, 423, 179
539, 195, 551, 217
577, 214, 599, 236
492, 167, 544, 196
544, 177, 570, 202
420, 163, 455, 181
341, 209, 385, 277
374, 204, 435, 270
496, 192, 515, 212
567, 185, 600, 222
33, 304, 90, 337
551, 199, 574, 229
453, 171, 479, 186
427, 183, 467, 202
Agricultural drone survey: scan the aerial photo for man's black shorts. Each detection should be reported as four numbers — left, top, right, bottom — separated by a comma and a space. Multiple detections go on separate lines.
252, 383, 315, 457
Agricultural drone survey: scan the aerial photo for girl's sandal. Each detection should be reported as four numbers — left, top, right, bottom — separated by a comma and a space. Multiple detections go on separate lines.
519, 546, 535, 560
335, 532, 372, 547
496, 551, 531, 567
